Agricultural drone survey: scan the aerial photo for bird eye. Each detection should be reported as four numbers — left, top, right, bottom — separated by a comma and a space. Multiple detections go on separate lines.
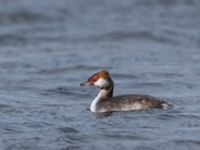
92, 76, 98, 82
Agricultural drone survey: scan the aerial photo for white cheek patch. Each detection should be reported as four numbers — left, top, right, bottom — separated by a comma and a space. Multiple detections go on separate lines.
94, 78, 108, 88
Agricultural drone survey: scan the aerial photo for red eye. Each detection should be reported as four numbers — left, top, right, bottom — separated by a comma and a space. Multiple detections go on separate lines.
92, 76, 98, 82
88, 74, 99, 83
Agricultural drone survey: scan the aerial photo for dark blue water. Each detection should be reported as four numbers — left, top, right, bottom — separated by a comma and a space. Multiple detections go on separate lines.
0, 0, 200, 149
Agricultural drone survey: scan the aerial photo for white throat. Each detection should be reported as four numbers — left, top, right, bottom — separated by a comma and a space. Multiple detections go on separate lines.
94, 78, 109, 88
90, 89, 107, 112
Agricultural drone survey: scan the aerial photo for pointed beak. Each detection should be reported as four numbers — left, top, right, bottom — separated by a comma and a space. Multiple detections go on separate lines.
80, 81, 93, 86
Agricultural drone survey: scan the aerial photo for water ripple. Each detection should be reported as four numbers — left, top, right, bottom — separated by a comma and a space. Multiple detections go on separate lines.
0, 10, 52, 24
83, 30, 178, 44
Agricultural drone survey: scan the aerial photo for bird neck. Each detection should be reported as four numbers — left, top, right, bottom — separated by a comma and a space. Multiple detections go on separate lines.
90, 80, 114, 112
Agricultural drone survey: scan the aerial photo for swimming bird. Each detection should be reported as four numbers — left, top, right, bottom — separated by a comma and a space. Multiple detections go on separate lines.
80, 70, 170, 113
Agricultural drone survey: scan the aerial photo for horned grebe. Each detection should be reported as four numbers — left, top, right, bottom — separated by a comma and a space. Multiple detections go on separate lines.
80, 70, 170, 113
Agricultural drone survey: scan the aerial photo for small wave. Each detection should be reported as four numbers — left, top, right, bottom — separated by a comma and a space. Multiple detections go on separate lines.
128, 82, 164, 88
112, 73, 139, 79
175, 139, 200, 145
0, 34, 27, 45
135, 0, 198, 8
176, 113, 200, 120
0, 104, 10, 108
35, 65, 110, 75
147, 72, 185, 78
84, 30, 178, 44
101, 133, 150, 141
0, 10, 50, 24
0, 61, 36, 69
134, 146, 155, 150
41, 87, 74, 96
58, 127, 79, 134
55, 134, 87, 144
40, 86, 91, 98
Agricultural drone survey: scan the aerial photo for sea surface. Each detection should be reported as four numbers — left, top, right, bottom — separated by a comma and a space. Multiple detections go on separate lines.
0, 0, 200, 149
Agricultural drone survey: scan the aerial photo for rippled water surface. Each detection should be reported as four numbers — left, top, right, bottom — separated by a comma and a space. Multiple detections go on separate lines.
1, 0, 200, 149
